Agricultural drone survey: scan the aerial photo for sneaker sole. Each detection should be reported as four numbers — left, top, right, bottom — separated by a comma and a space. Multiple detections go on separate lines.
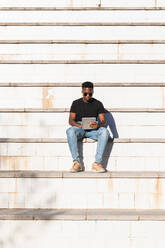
69, 168, 83, 173
91, 169, 106, 173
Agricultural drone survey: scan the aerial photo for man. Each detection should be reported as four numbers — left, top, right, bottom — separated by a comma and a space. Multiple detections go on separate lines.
66, 81, 110, 172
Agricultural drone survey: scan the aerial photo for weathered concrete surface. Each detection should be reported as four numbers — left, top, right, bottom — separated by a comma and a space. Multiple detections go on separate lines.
1, 64, 165, 83
0, 87, 163, 108
0, 177, 165, 209
0, 170, 164, 178
0, 142, 164, 171
0, 208, 165, 220
1, 44, 165, 61
0, 112, 165, 139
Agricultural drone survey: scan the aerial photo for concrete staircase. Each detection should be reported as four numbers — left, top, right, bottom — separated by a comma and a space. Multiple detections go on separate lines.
0, 0, 165, 247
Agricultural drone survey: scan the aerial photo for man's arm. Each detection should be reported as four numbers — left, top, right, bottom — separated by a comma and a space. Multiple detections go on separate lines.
98, 113, 107, 127
90, 113, 107, 129
69, 112, 82, 128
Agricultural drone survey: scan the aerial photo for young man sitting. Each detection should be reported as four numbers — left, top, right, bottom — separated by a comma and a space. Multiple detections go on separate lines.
66, 81, 110, 172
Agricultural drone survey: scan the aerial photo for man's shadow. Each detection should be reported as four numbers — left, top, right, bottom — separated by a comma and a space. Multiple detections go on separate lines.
78, 109, 119, 171
102, 109, 119, 170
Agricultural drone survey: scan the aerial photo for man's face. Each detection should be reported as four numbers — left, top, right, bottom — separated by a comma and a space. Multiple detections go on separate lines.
82, 87, 93, 102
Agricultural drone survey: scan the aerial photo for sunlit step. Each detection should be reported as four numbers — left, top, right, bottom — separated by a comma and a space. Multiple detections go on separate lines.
0, 141, 165, 171
1, 26, 165, 40
0, 0, 163, 8
1, 11, 165, 23
1, 44, 165, 60
0, 87, 163, 109
0, 112, 165, 139
0, 64, 165, 83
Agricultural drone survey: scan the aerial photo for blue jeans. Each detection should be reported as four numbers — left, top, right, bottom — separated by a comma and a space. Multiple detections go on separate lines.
66, 123, 110, 164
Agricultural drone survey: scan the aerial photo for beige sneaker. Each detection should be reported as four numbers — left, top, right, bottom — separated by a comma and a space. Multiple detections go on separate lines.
70, 161, 83, 173
92, 162, 105, 173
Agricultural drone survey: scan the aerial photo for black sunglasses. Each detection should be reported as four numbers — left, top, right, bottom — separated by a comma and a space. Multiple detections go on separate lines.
83, 93, 93, 97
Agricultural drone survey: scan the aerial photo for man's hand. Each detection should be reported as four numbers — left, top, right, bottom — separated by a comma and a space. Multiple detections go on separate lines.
89, 122, 99, 129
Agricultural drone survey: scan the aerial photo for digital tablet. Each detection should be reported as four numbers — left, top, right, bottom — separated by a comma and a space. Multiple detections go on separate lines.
82, 117, 96, 130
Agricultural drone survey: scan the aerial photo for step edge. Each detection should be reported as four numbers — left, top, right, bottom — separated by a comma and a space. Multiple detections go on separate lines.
0, 208, 165, 221
0, 138, 165, 143
0, 83, 165, 87
0, 40, 165, 44
0, 170, 164, 178
0, 7, 165, 11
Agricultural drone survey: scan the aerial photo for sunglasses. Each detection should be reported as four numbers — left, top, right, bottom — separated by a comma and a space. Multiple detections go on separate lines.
83, 93, 93, 97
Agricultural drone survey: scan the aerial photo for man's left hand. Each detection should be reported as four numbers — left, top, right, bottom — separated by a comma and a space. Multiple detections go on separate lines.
89, 122, 99, 129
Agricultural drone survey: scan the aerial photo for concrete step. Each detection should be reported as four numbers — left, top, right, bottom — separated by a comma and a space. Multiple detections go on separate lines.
3, 23, 165, 26
0, 138, 165, 142
0, 141, 164, 171
1, 64, 165, 83
1, 11, 165, 23
0, 108, 165, 112
0, 208, 165, 220
0, 112, 165, 139
0, 86, 163, 109
1, 40, 165, 44
1, 108, 165, 112
1, 7, 165, 10
0, 212, 165, 248
2, 60, 165, 63
0, 175, 165, 208
1, 44, 165, 60
0, 170, 165, 178
0, 0, 163, 8
1, 26, 165, 40
0, 82, 165, 87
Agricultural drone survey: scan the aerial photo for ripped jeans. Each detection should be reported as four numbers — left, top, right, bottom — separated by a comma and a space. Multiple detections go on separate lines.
66, 122, 110, 163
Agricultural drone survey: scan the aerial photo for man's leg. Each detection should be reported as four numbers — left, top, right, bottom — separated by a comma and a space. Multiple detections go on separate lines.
66, 126, 85, 162
95, 127, 110, 164
85, 127, 110, 171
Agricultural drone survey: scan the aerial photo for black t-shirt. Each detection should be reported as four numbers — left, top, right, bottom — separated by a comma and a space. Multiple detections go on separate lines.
70, 97, 105, 122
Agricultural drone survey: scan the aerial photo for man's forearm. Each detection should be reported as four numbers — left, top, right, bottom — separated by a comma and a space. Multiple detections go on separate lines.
99, 120, 107, 127
69, 119, 82, 128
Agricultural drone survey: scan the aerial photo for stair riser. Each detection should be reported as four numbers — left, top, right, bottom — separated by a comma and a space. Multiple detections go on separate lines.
1, 44, 165, 60
0, 143, 164, 171
0, 0, 163, 8
1, 125, 165, 139
0, 220, 164, 248
0, 112, 165, 139
1, 26, 165, 40
1, 11, 165, 23
0, 177, 165, 208
0, 64, 165, 82
0, 155, 163, 171
0, 87, 163, 108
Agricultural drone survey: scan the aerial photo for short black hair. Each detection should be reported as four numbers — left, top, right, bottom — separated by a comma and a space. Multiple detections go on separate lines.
82, 81, 93, 89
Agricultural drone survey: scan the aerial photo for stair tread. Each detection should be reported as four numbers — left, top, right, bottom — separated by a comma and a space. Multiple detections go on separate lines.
0, 7, 165, 11
0, 108, 165, 113
1, 22, 165, 26
0, 138, 164, 143
0, 82, 165, 87
0, 170, 165, 178
1, 59, 165, 64
0, 208, 165, 220
0, 40, 165, 44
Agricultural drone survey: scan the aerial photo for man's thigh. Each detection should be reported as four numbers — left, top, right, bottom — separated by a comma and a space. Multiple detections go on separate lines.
69, 126, 85, 139
84, 129, 98, 140
85, 127, 110, 140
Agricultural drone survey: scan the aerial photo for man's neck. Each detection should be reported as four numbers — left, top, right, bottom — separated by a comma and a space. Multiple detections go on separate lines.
82, 97, 89, 103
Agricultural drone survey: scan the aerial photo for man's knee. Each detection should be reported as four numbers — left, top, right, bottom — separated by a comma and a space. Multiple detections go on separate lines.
98, 127, 110, 139
66, 126, 76, 138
